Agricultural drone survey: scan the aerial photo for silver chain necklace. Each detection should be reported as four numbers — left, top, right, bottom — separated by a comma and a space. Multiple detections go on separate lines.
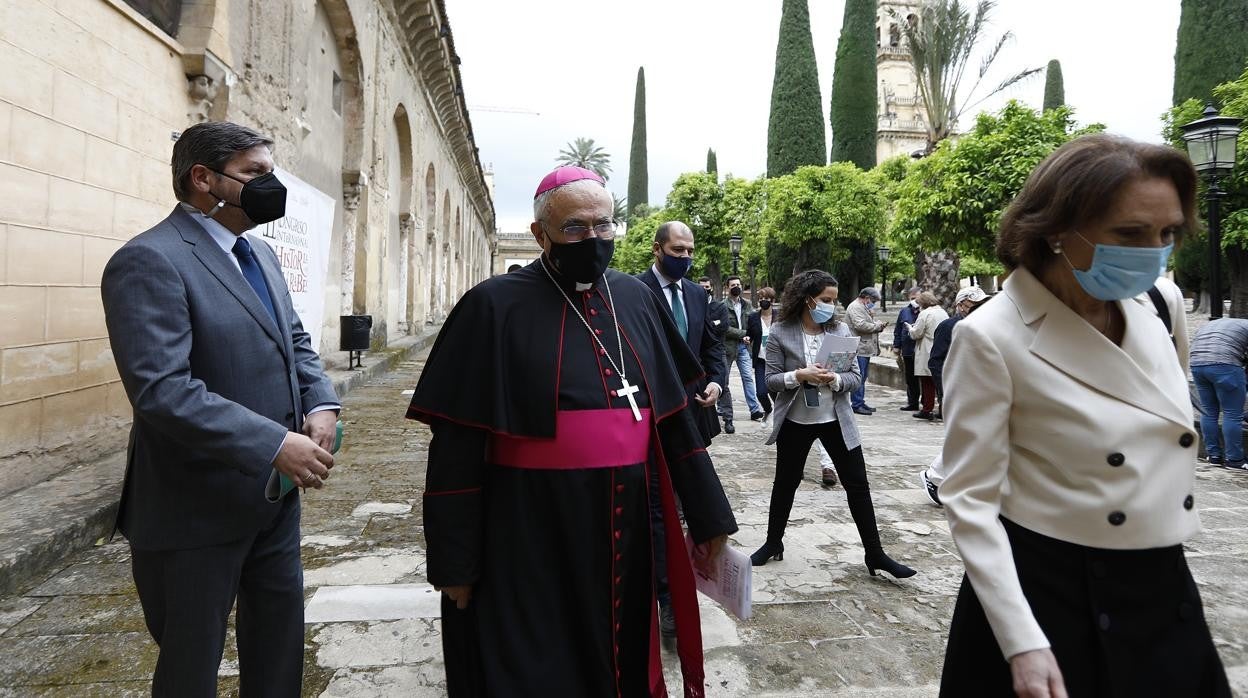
538, 257, 643, 421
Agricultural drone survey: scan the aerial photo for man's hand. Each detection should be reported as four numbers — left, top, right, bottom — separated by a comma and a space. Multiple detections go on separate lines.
438, 584, 473, 610
302, 410, 338, 452
1009, 649, 1067, 698
273, 432, 333, 489
696, 382, 722, 407
742, 336, 751, 345
692, 534, 728, 577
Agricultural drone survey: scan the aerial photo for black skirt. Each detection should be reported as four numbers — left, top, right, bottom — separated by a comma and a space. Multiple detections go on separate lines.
940, 518, 1230, 698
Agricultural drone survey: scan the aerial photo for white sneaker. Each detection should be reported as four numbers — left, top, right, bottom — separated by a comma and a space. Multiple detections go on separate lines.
920, 470, 942, 507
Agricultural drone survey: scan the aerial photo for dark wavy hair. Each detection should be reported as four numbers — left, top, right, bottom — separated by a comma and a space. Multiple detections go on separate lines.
778, 270, 839, 325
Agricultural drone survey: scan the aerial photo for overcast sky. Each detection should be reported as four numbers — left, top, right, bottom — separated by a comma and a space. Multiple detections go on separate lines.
449, 1, 1182, 232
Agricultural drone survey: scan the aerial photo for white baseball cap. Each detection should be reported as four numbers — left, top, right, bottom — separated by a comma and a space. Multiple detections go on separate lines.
954, 286, 989, 305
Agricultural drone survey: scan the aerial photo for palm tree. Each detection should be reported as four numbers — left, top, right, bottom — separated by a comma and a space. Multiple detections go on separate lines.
556, 137, 612, 180
611, 194, 628, 221
897, 0, 1041, 151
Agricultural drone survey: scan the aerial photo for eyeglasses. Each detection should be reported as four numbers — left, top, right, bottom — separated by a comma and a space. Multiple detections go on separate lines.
540, 219, 618, 242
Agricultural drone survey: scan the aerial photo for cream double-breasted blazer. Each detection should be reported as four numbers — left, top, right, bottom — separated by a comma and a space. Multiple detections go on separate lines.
940, 266, 1199, 659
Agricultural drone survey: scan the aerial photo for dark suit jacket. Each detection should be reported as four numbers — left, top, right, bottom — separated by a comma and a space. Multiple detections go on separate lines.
746, 310, 770, 363
102, 206, 338, 550
637, 268, 727, 390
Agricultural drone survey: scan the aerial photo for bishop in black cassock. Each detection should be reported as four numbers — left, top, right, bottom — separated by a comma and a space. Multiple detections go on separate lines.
406, 167, 738, 697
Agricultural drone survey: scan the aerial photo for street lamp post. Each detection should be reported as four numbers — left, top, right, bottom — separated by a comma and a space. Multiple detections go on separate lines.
876, 245, 891, 312
729, 234, 743, 277
747, 259, 758, 302
1181, 103, 1243, 319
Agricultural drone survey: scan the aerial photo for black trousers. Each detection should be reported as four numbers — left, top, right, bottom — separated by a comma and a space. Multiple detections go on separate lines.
130, 494, 304, 698
766, 420, 884, 556
941, 518, 1230, 698
753, 359, 773, 414
902, 353, 920, 407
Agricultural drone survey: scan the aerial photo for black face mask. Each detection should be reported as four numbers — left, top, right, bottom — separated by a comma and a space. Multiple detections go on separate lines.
208, 169, 288, 225
758, 300, 772, 310
729, 286, 741, 297
547, 238, 614, 283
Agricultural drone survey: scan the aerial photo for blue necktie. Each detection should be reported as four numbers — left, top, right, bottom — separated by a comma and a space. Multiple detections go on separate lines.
668, 283, 688, 340
232, 237, 277, 325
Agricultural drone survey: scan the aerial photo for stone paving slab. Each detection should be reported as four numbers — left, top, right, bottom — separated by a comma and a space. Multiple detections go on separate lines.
0, 347, 1246, 696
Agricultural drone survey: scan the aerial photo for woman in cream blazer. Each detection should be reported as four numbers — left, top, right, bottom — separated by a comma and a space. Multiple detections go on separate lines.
906, 291, 949, 420
751, 270, 915, 580
938, 135, 1228, 697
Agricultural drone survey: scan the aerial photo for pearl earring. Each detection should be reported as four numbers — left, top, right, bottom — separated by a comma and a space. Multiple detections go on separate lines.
1051, 241, 1063, 254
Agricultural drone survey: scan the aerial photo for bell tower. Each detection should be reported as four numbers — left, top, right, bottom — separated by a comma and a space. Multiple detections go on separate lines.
876, 1, 929, 162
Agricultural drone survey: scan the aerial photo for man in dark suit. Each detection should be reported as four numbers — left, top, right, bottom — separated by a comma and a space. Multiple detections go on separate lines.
101, 121, 340, 697
636, 220, 727, 639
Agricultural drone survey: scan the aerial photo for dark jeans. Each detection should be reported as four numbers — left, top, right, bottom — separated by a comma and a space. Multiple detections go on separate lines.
902, 353, 920, 407
765, 420, 885, 556
752, 359, 773, 414
1192, 363, 1246, 464
130, 494, 304, 698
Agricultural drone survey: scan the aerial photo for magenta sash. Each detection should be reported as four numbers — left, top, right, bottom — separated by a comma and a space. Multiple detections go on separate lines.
488, 408, 652, 469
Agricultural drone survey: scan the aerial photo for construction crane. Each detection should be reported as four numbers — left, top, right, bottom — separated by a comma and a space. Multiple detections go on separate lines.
468, 105, 541, 116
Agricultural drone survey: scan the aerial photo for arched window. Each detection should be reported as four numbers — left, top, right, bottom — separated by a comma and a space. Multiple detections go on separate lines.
889, 23, 900, 48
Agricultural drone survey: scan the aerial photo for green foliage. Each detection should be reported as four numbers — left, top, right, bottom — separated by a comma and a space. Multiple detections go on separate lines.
706, 148, 718, 177
628, 67, 648, 217
959, 254, 1005, 280
1042, 59, 1065, 111
1172, 0, 1248, 106
611, 211, 663, 275
828, 0, 878, 170
557, 137, 611, 179
889, 101, 1100, 262
762, 163, 888, 259
767, 0, 826, 177
897, 0, 1042, 149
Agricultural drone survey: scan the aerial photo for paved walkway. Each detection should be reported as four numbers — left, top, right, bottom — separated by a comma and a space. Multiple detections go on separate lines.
2, 350, 1247, 696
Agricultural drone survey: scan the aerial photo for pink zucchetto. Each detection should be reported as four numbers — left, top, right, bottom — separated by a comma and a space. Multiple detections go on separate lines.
534, 165, 605, 199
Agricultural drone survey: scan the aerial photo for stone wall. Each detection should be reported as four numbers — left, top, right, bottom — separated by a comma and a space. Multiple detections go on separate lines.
0, 0, 494, 496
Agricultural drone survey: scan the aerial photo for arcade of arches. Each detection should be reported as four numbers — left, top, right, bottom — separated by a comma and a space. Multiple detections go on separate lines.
0, 0, 494, 493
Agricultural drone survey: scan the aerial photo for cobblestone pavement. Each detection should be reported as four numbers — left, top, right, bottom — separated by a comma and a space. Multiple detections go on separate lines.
2, 349, 1248, 696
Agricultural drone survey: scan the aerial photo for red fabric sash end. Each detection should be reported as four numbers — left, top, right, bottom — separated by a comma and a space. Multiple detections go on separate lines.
488, 408, 652, 470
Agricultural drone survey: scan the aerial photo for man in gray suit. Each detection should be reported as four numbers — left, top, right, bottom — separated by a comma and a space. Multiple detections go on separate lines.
102, 121, 339, 697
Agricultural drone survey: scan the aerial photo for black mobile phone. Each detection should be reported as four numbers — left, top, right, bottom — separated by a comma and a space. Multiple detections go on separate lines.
802, 383, 820, 408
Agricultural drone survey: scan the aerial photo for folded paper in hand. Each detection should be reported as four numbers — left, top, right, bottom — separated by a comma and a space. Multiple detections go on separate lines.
815, 335, 860, 373
684, 534, 752, 620
265, 420, 343, 502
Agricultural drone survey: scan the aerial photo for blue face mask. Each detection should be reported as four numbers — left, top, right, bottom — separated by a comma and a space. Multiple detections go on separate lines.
658, 252, 692, 280
1065, 232, 1173, 301
809, 300, 836, 324
865, 301, 876, 311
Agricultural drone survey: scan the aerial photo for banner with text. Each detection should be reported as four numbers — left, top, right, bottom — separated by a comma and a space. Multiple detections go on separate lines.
256, 167, 336, 349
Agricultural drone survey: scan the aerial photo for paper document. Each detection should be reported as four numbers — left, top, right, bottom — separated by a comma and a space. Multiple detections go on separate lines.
815, 335, 860, 373
685, 535, 752, 620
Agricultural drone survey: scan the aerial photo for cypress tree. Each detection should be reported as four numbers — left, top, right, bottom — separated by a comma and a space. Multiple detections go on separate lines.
828, 0, 877, 170
706, 148, 718, 176
1042, 60, 1065, 111
627, 67, 648, 217
827, 0, 879, 293
767, 0, 826, 177
1173, 0, 1248, 106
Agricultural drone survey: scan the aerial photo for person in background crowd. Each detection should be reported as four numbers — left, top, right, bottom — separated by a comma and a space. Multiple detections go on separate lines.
907, 292, 949, 421
700, 276, 734, 433
845, 287, 887, 416
893, 287, 923, 410
752, 270, 915, 580
938, 134, 1228, 697
929, 286, 991, 419
747, 286, 778, 423
717, 275, 766, 432
1189, 317, 1248, 471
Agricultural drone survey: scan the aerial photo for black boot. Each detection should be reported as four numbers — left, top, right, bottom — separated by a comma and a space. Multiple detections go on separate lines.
845, 477, 917, 579
723, 418, 735, 434
750, 540, 784, 566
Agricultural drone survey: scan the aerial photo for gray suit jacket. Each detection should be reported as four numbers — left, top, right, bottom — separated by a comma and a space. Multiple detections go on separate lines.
763, 319, 863, 448
102, 206, 337, 550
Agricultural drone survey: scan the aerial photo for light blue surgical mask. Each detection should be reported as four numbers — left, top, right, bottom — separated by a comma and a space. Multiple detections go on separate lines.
865, 301, 876, 311
810, 300, 836, 324
1065, 232, 1173, 301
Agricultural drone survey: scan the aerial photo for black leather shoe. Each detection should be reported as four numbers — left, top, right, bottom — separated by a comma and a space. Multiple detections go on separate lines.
723, 419, 735, 434
750, 411, 766, 421
913, 411, 935, 420
659, 603, 676, 638
899, 405, 919, 411
822, 468, 839, 488
865, 552, 916, 579
852, 406, 873, 416
750, 541, 784, 566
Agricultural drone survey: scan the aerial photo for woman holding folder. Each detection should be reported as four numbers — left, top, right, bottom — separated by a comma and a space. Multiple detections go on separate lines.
749, 270, 916, 579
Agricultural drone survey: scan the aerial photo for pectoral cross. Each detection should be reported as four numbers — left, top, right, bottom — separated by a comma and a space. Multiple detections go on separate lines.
618, 378, 642, 422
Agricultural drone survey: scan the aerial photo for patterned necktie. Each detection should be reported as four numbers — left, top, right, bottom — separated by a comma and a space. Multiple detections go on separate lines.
668, 283, 688, 340
232, 237, 277, 325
